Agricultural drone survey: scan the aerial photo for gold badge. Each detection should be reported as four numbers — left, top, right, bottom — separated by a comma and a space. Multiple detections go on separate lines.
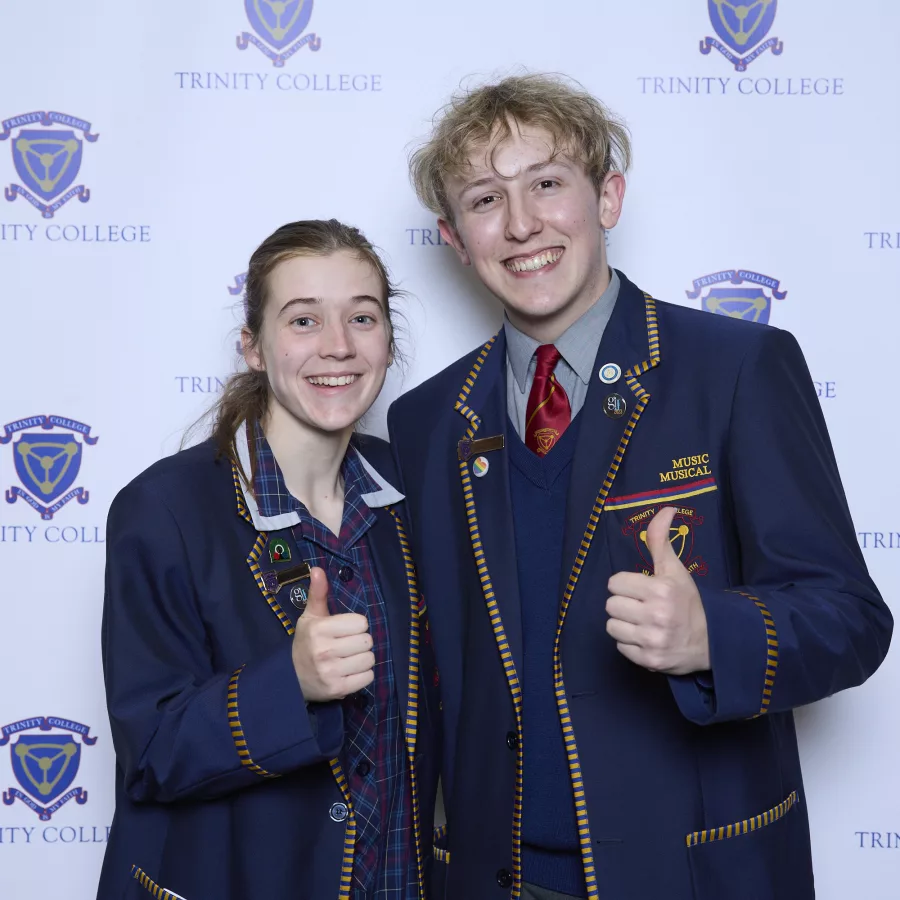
533, 427, 560, 455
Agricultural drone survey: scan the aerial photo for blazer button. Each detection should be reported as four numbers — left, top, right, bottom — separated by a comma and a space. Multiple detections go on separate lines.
505, 731, 518, 751
338, 565, 354, 583
356, 760, 372, 777
496, 869, 513, 888
329, 802, 349, 823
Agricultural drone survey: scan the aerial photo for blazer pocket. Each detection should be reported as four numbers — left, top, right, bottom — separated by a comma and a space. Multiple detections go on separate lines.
686, 791, 805, 900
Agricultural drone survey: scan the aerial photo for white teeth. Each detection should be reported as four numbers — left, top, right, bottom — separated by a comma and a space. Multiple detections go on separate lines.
306, 375, 359, 386
505, 250, 562, 273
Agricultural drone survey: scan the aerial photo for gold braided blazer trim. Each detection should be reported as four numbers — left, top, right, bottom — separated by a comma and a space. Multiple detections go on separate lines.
686, 790, 799, 847
226, 667, 279, 779
130, 865, 188, 899
728, 589, 779, 716
433, 825, 450, 864
454, 335, 525, 899
387, 507, 426, 899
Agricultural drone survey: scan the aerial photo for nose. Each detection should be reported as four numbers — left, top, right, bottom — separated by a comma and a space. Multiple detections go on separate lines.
319, 318, 355, 360
505, 190, 542, 243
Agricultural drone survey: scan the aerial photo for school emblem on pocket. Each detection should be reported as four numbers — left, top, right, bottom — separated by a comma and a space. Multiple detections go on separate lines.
623, 505, 709, 576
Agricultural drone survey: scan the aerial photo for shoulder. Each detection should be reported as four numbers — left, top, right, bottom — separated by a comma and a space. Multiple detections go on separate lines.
389, 339, 496, 422
109, 438, 232, 522
654, 296, 775, 345
352, 432, 396, 483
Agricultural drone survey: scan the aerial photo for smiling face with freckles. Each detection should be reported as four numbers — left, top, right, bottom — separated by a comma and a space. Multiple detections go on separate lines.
438, 121, 625, 342
243, 250, 392, 440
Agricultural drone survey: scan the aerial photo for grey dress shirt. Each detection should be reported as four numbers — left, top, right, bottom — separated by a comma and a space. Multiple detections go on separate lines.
505, 269, 621, 439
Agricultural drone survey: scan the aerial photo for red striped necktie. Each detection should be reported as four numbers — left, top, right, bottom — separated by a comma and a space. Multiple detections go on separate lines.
525, 344, 572, 456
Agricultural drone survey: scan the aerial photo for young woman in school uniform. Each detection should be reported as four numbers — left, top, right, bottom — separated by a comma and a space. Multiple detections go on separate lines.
97, 220, 440, 900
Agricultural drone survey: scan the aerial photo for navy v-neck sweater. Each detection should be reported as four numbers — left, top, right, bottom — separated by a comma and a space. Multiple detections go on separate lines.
508, 415, 587, 898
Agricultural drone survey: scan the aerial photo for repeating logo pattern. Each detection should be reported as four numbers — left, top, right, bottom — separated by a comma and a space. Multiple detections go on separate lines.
687, 269, 787, 324
700, 0, 783, 71
237, 0, 322, 66
1, 717, 96, 821
0, 112, 99, 218
2, 416, 98, 520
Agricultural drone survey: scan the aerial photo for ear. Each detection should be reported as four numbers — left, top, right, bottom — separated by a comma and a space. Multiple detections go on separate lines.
437, 218, 471, 266
598, 171, 626, 230
241, 327, 264, 372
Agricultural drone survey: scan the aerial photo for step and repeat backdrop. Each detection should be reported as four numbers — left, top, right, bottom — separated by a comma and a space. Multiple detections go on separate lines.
1, 1, 897, 897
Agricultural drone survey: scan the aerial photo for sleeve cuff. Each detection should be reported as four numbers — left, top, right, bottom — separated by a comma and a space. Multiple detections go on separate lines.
669, 586, 772, 724
229, 643, 344, 775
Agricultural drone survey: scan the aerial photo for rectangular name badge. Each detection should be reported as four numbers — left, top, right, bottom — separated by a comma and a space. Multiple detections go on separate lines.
457, 435, 505, 462
263, 562, 311, 596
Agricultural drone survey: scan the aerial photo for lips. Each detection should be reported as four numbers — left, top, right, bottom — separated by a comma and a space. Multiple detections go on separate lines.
504, 248, 564, 273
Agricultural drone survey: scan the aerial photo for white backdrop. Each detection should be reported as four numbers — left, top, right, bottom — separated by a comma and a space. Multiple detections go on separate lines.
1, 1, 898, 896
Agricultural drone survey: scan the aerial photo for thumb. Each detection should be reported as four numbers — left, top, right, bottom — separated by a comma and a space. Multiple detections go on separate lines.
302, 567, 331, 617
645, 506, 682, 576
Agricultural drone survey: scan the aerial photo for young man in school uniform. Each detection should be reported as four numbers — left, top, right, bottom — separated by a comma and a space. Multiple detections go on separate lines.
387, 74, 892, 900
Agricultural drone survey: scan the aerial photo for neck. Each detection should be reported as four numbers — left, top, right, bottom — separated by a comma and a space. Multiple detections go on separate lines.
261, 401, 352, 515
507, 262, 611, 343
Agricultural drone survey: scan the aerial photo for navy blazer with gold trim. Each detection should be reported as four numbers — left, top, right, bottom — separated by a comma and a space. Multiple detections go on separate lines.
387, 270, 891, 900
97, 434, 440, 900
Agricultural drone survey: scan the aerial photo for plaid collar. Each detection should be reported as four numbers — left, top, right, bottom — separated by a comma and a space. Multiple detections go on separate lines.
234, 420, 403, 532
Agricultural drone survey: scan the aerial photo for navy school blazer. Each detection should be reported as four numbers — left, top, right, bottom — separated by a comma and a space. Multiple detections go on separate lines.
387, 271, 892, 900
97, 434, 440, 900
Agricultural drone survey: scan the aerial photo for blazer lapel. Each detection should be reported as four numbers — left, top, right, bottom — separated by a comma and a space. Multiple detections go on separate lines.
231, 462, 298, 638
454, 330, 524, 674
561, 273, 662, 591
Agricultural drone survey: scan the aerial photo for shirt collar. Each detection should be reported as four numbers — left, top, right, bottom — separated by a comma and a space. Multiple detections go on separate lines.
234, 420, 404, 532
504, 267, 621, 391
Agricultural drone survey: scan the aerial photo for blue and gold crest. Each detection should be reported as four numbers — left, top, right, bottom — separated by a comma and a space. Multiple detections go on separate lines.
0, 111, 99, 218
1, 717, 96, 821
2, 415, 98, 520
687, 269, 787, 325
237, 0, 321, 67
700, 0, 783, 71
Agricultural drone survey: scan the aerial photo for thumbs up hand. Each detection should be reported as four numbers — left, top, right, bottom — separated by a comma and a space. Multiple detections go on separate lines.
291, 567, 375, 702
605, 507, 710, 675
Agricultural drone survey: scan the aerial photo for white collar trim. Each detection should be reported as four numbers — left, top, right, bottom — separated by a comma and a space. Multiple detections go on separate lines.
234, 421, 404, 532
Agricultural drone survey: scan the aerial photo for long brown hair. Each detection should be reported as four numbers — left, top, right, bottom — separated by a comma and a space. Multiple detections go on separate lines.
211, 219, 403, 483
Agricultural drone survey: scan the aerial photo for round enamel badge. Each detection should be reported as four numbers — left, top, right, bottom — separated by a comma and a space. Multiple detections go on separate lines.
599, 363, 621, 384
472, 456, 489, 477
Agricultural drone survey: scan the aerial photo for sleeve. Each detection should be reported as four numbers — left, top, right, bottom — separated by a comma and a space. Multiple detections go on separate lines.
669, 327, 893, 725
101, 479, 344, 803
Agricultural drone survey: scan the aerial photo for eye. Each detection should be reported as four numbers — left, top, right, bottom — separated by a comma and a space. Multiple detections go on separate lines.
473, 194, 499, 209
538, 178, 559, 190
290, 315, 315, 328
352, 314, 377, 325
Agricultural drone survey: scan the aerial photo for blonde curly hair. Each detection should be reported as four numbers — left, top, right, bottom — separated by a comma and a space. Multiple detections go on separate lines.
410, 73, 632, 220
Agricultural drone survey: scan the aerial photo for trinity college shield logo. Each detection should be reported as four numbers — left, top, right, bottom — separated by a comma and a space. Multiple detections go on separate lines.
1, 717, 96, 821
686, 269, 787, 325
237, 0, 322, 66
700, 0, 783, 71
0, 111, 99, 218
2, 415, 99, 520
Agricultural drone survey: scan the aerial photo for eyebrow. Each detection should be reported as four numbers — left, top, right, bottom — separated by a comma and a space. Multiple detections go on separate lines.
459, 158, 573, 197
279, 294, 382, 315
